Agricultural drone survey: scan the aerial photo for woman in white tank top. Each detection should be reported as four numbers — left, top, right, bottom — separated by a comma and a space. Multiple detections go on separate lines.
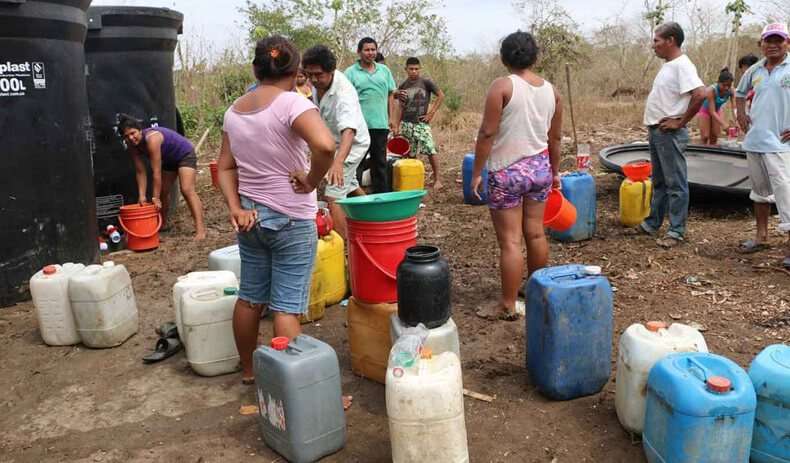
471, 31, 563, 320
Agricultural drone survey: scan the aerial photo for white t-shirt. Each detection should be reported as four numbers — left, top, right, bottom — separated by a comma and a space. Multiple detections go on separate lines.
643, 54, 703, 126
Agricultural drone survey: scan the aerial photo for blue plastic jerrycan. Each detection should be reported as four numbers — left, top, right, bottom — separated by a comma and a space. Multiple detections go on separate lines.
526, 264, 613, 400
549, 172, 596, 242
643, 352, 756, 463
253, 335, 346, 463
749, 344, 790, 463
462, 153, 488, 205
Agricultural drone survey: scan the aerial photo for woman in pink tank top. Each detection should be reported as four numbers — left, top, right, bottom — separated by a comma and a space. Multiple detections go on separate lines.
471, 31, 564, 321
216, 36, 336, 386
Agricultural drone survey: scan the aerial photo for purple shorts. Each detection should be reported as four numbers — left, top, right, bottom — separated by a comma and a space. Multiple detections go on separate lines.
487, 151, 552, 210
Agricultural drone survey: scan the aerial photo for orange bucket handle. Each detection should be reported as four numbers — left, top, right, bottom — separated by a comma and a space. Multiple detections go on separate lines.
119, 212, 163, 239
356, 239, 397, 280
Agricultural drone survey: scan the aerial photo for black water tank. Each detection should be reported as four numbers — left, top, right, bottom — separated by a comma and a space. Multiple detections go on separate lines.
0, 0, 98, 307
85, 6, 183, 226
396, 245, 452, 328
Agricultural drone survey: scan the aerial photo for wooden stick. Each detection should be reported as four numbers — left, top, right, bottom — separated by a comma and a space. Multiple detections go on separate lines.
752, 265, 790, 277
565, 63, 579, 153
463, 388, 495, 403
194, 127, 211, 155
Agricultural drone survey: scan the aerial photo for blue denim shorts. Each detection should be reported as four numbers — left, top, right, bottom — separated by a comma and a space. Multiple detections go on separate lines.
236, 196, 317, 315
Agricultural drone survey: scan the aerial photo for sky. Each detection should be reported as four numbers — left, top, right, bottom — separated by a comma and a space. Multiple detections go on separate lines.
93, 0, 765, 55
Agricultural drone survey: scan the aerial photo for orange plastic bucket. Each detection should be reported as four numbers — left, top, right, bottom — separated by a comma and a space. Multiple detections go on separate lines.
622, 161, 652, 182
543, 189, 577, 232
209, 160, 219, 188
119, 203, 162, 251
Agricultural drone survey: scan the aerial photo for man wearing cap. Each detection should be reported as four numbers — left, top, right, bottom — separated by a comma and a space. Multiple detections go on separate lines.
735, 23, 790, 268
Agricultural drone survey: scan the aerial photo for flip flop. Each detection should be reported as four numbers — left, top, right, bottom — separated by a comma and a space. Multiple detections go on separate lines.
142, 337, 182, 364
738, 240, 770, 254
241, 377, 255, 385
783, 256, 790, 269
155, 321, 179, 339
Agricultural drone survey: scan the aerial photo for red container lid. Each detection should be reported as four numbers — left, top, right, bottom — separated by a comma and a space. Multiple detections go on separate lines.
42, 265, 57, 275
707, 376, 731, 393
646, 321, 667, 332
271, 336, 289, 351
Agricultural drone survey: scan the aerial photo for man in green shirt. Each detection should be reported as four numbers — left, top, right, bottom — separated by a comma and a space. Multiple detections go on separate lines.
344, 37, 398, 193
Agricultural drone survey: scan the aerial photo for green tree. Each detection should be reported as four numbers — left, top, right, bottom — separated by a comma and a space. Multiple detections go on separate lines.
241, 0, 452, 67
512, 0, 588, 81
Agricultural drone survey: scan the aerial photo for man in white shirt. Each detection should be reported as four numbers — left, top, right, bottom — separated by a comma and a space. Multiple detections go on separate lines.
639, 22, 706, 248
302, 45, 370, 240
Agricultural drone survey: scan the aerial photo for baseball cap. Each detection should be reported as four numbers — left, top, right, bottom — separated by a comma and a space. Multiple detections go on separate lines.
761, 23, 789, 40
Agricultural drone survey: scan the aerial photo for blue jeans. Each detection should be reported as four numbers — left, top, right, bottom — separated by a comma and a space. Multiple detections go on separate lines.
236, 196, 317, 314
642, 127, 690, 239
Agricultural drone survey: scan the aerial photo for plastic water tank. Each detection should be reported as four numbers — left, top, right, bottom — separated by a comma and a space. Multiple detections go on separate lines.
390, 315, 460, 360
386, 350, 468, 462
181, 287, 240, 377
526, 264, 613, 400
643, 352, 756, 463
749, 344, 790, 463
462, 153, 488, 205
85, 6, 183, 227
254, 335, 346, 463
207, 245, 240, 279
172, 270, 238, 346
68, 261, 138, 348
615, 321, 708, 434
30, 263, 86, 346
0, 0, 98, 307
549, 172, 596, 242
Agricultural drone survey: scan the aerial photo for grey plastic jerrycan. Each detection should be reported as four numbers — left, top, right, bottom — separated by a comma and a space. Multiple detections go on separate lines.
253, 334, 346, 462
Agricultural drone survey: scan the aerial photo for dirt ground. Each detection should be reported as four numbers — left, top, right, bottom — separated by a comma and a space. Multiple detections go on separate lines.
1, 118, 788, 463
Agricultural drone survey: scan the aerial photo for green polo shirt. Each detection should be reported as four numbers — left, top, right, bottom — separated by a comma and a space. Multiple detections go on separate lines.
344, 61, 396, 130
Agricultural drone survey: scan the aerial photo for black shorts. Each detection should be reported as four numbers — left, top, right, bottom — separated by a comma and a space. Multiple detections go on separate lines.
163, 151, 197, 172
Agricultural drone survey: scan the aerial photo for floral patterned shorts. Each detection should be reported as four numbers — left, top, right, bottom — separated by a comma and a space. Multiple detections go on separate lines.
487, 151, 552, 210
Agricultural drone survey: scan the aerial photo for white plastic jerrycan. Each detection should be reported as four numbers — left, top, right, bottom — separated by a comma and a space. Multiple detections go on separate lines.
181, 287, 240, 376
30, 263, 85, 346
172, 270, 238, 347
207, 245, 240, 279
386, 347, 469, 463
615, 321, 708, 434
68, 261, 138, 348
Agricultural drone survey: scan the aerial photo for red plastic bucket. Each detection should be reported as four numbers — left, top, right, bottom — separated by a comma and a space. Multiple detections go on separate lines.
347, 217, 417, 303
209, 160, 219, 188
119, 203, 162, 251
543, 189, 577, 232
387, 136, 411, 156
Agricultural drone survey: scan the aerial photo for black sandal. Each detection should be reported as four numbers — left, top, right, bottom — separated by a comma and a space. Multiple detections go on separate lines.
142, 337, 182, 364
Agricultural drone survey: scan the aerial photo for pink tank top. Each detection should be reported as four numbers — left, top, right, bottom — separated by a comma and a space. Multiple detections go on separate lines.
222, 92, 319, 220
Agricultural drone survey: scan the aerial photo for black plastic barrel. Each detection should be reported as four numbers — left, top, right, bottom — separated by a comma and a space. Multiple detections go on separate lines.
0, 0, 98, 307
396, 245, 451, 328
85, 6, 183, 227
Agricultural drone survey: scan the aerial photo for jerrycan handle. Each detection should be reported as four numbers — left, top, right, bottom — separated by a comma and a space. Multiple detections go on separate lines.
686, 357, 709, 384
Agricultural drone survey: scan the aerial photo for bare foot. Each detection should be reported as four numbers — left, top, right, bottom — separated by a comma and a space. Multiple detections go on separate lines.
194, 231, 207, 241
241, 375, 254, 385
432, 180, 444, 191
475, 301, 519, 321
342, 395, 353, 411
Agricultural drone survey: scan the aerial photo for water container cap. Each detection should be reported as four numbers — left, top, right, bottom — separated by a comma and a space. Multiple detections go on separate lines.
707, 376, 731, 394
271, 337, 289, 351
420, 347, 433, 359
102, 261, 115, 268
646, 321, 667, 332
223, 287, 238, 295
584, 265, 602, 275
43, 265, 57, 275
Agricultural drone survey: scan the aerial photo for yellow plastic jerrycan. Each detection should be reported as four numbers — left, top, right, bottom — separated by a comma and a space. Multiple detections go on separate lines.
393, 159, 425, 191
619, 178, 653, 227
318, 230, 346, 306
301, 261, 325, 324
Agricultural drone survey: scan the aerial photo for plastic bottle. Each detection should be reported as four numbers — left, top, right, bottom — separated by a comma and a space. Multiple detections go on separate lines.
105, 224, 121, 244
